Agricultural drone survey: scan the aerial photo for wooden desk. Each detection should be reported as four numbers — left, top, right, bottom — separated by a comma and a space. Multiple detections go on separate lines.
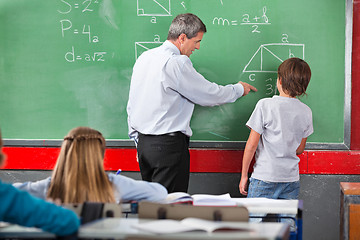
0, 218, 290, 240
340, 182, 360, 240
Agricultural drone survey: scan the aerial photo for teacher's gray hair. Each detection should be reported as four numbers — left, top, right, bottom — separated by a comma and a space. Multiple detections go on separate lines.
167, 13, 207, 40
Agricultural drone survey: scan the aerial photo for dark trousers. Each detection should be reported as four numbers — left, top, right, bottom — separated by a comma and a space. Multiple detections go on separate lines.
137, 132, 190, 193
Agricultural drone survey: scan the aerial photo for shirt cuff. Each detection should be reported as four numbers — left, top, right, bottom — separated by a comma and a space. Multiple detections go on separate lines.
234, 83, 245, 97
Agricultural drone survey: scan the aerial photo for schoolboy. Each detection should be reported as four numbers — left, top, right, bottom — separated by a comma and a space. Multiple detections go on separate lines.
239, 57, 313, 199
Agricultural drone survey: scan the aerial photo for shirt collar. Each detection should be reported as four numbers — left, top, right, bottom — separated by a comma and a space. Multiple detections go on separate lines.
273, 95, 299, 102
164, 40, 180, 55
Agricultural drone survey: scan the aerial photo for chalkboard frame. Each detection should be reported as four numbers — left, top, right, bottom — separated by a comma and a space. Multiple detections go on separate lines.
2, 0, 353, 150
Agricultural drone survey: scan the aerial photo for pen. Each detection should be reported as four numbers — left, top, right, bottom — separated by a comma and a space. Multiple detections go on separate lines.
116, 169, 122, 175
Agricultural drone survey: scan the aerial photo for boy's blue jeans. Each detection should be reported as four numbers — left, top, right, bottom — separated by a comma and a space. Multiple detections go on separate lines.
247, 178, 300, 199
247, 178, 300, 231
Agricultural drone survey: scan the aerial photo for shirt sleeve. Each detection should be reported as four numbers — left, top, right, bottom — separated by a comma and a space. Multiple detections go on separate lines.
164, 56, 244, 107
303, 108, 314, 138
0, 181, 80, 236
13, 177, 51, 200
108, 173, 168, 203
246, 100, 265, 135
127, 103, 139, 146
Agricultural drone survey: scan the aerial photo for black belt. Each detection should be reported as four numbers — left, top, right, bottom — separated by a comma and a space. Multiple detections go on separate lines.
140, 131, 183, 137
166, 131, 183, 137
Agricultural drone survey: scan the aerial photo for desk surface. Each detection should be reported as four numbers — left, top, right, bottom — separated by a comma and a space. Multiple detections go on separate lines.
0, 218, 290, 240
78, 218, 289, 240
340, 182, 360, 195
232, 198, 299, 215
0, 224, 55, 239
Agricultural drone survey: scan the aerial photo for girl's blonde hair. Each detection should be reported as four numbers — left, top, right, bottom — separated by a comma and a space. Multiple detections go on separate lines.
47, 127, 115, 203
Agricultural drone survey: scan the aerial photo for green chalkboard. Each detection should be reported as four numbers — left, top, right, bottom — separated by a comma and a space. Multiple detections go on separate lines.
0, 0, 350, 148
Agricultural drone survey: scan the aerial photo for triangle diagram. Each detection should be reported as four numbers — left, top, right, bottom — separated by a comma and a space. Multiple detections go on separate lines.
243, 43, 305, 73
137, 0, 171, 16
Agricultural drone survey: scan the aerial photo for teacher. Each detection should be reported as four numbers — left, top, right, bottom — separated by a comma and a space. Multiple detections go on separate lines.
127, 13, 257, 193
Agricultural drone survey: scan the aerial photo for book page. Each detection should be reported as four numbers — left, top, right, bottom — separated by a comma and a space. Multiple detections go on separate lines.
0, 222, 10, 228
132, 218, 251, 234
165, 192, 193, 204
132, 219, 201, 234
165, 192, 239, 206
180, 218, 250, 233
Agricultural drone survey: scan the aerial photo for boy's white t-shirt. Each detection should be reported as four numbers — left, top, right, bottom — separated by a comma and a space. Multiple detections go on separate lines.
246, 96, 313, 182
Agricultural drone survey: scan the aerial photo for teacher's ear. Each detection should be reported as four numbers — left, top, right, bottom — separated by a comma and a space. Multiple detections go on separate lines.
178, 33, 187, 45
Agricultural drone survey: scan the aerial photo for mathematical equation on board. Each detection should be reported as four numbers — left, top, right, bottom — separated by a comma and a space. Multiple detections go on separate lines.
136, 0, 270, 33
57, 0, 107, 63
212, 6, 270, 33
135, 1, 304, 97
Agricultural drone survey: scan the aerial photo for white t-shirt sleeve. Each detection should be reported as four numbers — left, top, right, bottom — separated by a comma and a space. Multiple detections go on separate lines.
303, 108, 314, 138
246, 100, 265, 135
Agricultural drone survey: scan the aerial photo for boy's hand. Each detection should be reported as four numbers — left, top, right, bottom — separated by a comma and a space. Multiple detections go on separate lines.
239, 176, 249, 195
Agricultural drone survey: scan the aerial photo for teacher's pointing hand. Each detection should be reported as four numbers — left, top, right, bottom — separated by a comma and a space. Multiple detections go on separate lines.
239, 81, 257, 96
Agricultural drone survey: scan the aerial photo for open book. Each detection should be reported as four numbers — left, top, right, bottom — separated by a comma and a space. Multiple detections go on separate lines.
132, 218, 250, 234
165, 192, 237, 206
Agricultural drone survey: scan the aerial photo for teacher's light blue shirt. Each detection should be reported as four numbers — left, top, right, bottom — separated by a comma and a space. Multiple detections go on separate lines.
127, 40, 244, 143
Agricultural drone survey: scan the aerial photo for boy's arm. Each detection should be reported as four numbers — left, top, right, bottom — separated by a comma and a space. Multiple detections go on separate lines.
239, 129, 260, 195
296, 138, 308, 155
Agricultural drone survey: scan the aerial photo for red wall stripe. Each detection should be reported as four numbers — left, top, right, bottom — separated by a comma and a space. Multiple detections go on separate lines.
3, 147, 359, 174
104, 148, 139, 171
308, 151, 360, 174
351, 0, 360, 150
2, 147, 59, 170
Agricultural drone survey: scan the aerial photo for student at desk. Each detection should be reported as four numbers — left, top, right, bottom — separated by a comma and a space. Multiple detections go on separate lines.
239, 58, 313, 200
0, 130, 80, 236
14, 127, 167, 203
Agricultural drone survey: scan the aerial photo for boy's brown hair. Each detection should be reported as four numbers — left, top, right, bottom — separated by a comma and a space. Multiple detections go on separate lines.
278, 57, 311, 97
